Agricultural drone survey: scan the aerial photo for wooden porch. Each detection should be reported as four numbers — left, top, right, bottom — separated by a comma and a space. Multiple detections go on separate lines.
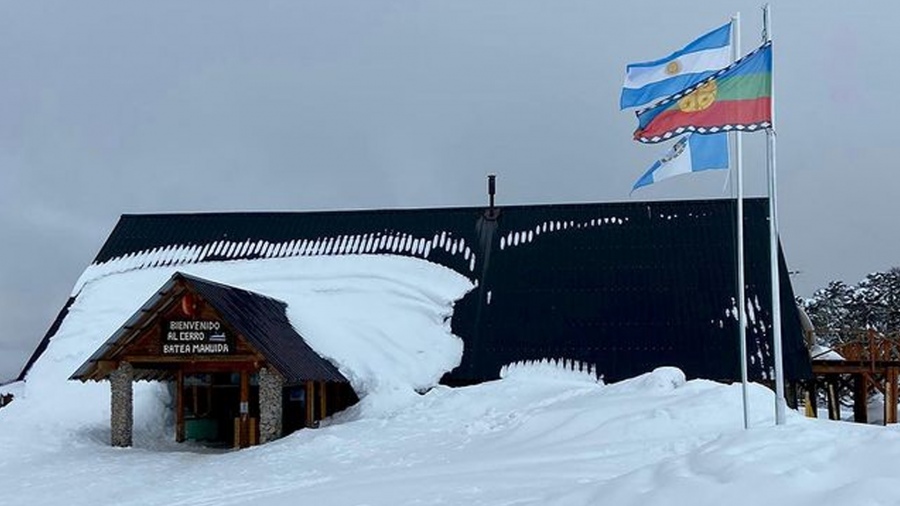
809, 330, 900, 424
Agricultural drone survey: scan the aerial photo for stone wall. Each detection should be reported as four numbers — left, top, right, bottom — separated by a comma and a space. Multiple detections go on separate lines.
109, 362, 134, 447
258, 368, 284, 444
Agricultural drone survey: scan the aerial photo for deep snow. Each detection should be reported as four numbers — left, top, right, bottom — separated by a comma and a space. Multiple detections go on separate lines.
3, 254, 900, 506
4, 366, 900, 506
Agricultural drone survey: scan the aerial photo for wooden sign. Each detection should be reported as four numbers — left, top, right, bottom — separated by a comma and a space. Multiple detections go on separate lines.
161, 320, 233, 355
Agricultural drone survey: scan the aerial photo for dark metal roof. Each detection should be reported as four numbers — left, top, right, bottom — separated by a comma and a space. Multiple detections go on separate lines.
179, 273, 347, 384
17, 296, 75, 382
38, 198, 810, 385
70, 272, 348, 385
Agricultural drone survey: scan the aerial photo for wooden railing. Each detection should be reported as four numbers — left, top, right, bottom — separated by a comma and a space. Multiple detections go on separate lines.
815, 329, 900, 363
810, 329, 900, 424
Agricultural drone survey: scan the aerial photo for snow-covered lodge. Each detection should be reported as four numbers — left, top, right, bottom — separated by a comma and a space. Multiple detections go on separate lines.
16, 198, 812, 447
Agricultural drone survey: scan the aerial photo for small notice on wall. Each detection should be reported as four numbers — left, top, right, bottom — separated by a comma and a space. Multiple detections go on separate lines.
161, 320, 233, 355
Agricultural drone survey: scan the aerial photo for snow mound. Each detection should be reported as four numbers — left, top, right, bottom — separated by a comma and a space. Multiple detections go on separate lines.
605, 366, 687, 393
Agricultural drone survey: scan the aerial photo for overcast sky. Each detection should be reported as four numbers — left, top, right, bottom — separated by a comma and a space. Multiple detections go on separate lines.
1, 1, 893, 381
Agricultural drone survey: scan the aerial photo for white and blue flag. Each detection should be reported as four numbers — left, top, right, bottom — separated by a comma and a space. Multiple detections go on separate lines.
620, 22, 732, 110
631, 133, 729, 193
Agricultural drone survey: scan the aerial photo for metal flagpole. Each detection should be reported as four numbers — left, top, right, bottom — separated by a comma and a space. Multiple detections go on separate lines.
763, 3, 787, 426
733, 12, 750, 430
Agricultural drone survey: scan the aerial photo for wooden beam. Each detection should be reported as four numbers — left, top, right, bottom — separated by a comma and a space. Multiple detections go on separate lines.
826, 377, 840, 421
239, 370, 250, 448
812, 360, 900, 374
121, 355, 261, 364
175, 370, 185, 443
97, 360, 119, 374
319, 381, 327, 420
887, 367, 898, 425
182, 363, 260, 374
306, 381, 315, 428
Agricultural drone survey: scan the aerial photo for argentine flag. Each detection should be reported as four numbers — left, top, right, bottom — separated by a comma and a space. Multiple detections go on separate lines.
620, 22, 732, 110
631, 133, 729, 193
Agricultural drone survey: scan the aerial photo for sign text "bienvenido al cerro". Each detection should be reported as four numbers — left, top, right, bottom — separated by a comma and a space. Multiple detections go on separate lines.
162, 320, 232, 355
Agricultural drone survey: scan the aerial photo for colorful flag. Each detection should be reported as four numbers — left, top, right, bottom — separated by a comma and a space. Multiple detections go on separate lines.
620, 22, 732, 110
631, 133, 729, 193
633, 41, 772, 144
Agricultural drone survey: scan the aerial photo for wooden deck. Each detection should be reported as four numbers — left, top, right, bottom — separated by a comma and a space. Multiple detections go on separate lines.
809, 330, 900, 424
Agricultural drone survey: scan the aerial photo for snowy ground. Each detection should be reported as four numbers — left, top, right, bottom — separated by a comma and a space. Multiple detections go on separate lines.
3, 254, 900, 505
3, 367, 900, 506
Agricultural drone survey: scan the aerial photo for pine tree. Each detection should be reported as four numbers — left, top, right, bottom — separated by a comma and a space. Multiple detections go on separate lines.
803, 267, 900, 346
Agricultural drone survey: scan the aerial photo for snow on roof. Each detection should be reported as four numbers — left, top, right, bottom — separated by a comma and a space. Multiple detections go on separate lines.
810, 344, 845, 361
73, 230, 478, 295
17, 254, 473, 434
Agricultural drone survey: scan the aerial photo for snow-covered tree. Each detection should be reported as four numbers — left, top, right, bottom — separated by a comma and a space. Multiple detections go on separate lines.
802, 268, 900, 347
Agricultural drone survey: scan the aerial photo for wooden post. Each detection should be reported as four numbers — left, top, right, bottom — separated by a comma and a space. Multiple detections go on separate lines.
807, 378, 818, 418
853, 373, 868, 424
886, 367, 898, 425
826, 376, 840, 421
319, 381, 327, 420
239, 370, 250, 447
305, 381, 315, 428
175, 370, 185, 442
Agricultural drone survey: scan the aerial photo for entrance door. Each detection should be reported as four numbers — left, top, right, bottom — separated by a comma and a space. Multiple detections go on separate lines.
179, 372, 259, 446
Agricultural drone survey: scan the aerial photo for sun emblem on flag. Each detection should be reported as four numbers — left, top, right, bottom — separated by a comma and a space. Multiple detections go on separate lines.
665, 60, 681, 75
677, 80, 718, 112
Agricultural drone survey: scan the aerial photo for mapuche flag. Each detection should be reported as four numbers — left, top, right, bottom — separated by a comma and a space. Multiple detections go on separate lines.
633, 41, 772, 144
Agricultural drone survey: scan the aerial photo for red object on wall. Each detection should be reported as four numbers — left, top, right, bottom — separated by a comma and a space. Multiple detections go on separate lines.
180, 293, 197, 317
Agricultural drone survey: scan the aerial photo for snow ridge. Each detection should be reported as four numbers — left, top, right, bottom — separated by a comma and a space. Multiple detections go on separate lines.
499, 216, 629, 251
73, 231, 477, 295
499, 358, 600, 383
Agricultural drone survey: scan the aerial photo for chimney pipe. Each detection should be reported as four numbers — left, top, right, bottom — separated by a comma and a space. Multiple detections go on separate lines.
488, 174, 496, 211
